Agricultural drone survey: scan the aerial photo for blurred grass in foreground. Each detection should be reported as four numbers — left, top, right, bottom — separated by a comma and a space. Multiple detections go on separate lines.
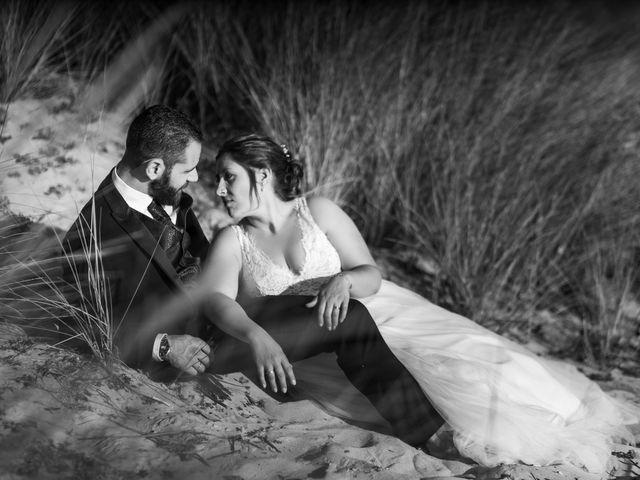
1, 0, 640, 367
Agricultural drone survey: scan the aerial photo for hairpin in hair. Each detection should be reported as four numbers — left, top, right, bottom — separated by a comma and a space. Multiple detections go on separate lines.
281, 143, 292, 161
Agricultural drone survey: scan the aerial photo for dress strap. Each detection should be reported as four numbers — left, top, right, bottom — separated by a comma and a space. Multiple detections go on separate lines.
230, 225, 250, 257
295, 196, 313, 222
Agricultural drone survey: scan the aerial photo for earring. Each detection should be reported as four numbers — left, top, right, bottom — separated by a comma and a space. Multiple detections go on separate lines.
259, 182, 265, 192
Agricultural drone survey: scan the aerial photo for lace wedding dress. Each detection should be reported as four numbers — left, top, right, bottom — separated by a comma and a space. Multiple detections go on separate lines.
231, 197, 636, 472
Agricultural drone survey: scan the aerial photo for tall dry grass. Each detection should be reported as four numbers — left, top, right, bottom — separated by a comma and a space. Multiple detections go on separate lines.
1, 0, 639, 366
0, 1, 75, 103
175, 1, 640, 364
0, 210, 117, 362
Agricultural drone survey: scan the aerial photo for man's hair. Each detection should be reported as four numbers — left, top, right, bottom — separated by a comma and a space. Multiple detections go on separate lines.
122, 105, 202, 169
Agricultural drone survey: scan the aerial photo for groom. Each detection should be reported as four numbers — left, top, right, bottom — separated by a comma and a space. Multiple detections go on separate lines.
61, 105, 444, 447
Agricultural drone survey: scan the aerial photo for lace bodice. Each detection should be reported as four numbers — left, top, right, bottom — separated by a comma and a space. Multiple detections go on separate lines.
232, 197, 342, 297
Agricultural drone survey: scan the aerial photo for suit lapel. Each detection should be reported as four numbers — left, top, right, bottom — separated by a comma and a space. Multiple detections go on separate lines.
184, 205, 210, 260
98, 171, 181, 285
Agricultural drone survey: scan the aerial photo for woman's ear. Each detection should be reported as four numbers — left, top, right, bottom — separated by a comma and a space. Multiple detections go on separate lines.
257, 168, 271, 188
145, 158, 166, 180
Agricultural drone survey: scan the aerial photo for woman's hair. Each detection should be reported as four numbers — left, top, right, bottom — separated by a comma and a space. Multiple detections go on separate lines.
216, 133, 304, 201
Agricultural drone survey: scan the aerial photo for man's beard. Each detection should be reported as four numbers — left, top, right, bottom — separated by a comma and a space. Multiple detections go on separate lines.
148, 170, 181, 207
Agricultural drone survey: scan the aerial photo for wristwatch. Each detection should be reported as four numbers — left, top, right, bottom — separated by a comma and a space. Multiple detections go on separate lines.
158, 334, 171, 362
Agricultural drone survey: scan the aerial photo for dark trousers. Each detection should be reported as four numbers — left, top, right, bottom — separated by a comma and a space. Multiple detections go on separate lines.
209, 296, 444, 446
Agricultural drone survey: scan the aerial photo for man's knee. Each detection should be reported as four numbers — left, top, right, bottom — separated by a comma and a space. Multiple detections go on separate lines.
346, 299, 370, 317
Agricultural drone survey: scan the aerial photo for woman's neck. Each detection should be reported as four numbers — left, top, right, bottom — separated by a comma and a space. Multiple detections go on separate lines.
242, 196, 294, 234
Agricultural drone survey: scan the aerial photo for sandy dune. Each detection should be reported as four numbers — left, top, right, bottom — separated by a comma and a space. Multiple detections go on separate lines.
2, 323, 639, 479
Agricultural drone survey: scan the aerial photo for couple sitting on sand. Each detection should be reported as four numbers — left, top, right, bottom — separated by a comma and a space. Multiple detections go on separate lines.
61, 105, 634, 473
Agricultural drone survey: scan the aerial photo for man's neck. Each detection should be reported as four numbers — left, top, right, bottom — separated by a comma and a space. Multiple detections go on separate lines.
116, 163, 149, 195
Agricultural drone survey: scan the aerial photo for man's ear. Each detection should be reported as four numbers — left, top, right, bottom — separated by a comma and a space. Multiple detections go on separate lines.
145, 158, 166, 180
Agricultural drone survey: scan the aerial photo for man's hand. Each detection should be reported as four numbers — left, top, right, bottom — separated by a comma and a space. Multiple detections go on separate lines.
166, 335, 212, 375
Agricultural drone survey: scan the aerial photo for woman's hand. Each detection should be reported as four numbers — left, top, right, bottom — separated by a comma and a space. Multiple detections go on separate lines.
306, 273, 351, 331
248, 329, 296, 393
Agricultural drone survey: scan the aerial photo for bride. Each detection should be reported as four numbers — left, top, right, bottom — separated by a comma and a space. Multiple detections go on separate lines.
200, 133, 635, 473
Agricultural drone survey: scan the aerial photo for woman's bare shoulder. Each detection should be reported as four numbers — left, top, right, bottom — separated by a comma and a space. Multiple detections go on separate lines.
209, 225, 241, 256
306, 196, 343, 218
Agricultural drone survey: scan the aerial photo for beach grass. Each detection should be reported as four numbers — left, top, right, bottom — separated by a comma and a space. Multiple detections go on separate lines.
1, 0, 639, 368
0, 210, 116, 362
175, 1, 640, 366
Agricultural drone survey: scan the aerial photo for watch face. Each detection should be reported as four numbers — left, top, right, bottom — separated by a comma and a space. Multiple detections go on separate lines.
159, 336, 170, 360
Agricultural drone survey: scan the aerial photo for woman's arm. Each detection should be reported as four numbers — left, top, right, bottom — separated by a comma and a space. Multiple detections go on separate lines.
306, 197, 382, 329
197, 227, 295, 392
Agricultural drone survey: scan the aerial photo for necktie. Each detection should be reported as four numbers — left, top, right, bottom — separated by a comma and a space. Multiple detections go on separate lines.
147, 200, 181, 251
147, 200, 200, 284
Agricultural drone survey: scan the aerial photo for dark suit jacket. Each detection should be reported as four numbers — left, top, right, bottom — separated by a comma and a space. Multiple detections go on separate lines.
61, 170, 209, 372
